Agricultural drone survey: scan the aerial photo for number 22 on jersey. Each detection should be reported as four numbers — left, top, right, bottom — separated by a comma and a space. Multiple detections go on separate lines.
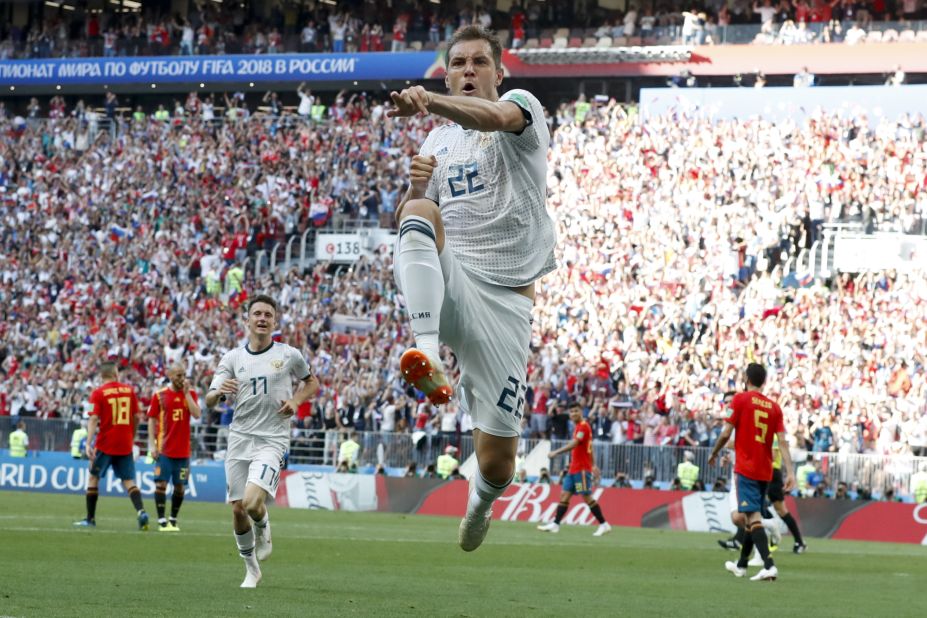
448, 162, 484, 197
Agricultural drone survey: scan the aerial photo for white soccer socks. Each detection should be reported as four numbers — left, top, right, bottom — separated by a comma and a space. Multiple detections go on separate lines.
397, 215, 443, 361
460, 471, 511, 552
253, 513, 272, 561
467, 470, 511, 518
235, 527, 262, 588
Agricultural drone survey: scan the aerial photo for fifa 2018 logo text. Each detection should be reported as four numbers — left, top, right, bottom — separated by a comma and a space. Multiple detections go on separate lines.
410, 312, 432, 320
496, 483, 604, 525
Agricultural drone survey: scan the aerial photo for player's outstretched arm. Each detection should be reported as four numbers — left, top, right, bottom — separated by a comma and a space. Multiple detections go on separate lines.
548, 439, 579, 459
708, 424, 734, 467
387, 86, 526, 133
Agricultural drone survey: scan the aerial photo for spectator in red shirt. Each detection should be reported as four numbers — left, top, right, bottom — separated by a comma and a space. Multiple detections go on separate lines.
391, 16, 407, 52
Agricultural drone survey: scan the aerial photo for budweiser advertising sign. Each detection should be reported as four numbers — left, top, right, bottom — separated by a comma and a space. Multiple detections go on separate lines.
496, 483, 606, 525
415, 480, 927, 545
417, 482, 691, 528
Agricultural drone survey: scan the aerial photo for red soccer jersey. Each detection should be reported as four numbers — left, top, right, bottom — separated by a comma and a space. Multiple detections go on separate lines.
147, 387, 198, 458
89, 381, 140, 456
569, 420, 594, 473
727, 391, 785, 482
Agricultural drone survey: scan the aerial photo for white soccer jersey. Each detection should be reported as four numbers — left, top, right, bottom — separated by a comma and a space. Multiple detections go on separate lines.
209, 342, 311, 440
421, 88, 557, 287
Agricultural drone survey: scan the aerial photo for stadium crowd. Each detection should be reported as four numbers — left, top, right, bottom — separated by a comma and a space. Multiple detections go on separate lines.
2, 0, 926, 60
0, 92, 925, 495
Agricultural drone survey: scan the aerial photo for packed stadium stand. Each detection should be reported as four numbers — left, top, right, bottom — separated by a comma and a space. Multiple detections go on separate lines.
2, 91, 926, 493
1, 0, 925, 506
3, 0, 927, 60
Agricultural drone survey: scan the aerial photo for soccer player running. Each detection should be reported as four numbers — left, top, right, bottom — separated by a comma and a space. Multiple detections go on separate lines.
205, 295, 319, 588
709, 363, 796, 581
538, 402, 611, 536
73, 362, 150, 530
147, 363, 202, 531
387, 25, 556, 552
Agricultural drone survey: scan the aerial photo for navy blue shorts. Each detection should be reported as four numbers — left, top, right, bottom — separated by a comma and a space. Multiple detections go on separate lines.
154, 455, 190, 486
562, 471, 594, 496
736, 473, 769, 514
90, 452, 136, 481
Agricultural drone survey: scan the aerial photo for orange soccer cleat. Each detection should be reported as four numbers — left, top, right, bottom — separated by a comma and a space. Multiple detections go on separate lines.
400, 349, 453, 405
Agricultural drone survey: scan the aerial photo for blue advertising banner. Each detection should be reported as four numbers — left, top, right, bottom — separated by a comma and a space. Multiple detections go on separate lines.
0, 453, 227, 502
0, 52, 444, 86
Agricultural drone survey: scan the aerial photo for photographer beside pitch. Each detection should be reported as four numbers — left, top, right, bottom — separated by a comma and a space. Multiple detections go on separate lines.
205, 295, 319, 588
709, 363, 796, 581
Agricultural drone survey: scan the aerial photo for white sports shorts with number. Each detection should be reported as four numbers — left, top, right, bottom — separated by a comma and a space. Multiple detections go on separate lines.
225, 430, 288, 502
395, 240, 533, 438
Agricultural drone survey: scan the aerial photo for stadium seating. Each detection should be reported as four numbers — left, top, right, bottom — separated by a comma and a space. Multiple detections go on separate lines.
1, 95, 925, 473
5, 2, 927, 60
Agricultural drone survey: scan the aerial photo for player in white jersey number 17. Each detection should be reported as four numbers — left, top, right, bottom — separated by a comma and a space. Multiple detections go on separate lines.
388, 25, 557, 553
205, 294, 319, 588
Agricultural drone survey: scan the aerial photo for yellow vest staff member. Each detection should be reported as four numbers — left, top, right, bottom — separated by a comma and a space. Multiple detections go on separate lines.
912, 467, 927, 504
677, 451, 700, 490
796, 456, 815, 497
338, 432, 360, 472
437, 445, 460, 479
71, 423, 89, 459
9, 421, 28, 457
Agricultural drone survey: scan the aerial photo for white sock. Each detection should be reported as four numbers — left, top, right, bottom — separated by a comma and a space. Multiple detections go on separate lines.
397, 216, 443, 361
235, 527, 255, 558
252, 512, 268, 529
467, 471, 511, 518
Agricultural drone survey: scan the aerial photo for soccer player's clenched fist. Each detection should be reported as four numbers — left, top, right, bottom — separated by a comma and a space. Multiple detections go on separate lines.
410, 155, 437, 196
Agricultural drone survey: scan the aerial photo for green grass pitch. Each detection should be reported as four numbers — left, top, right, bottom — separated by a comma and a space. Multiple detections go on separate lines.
0, 491, 924, 617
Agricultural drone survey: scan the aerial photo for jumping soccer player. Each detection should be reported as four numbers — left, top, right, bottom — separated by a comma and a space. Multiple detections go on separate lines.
147, 363, 201, 531
73, 362, 149, 530
387, 24, 556, 552
709, 363, 795, 581
205, 295, 319, 588
538, 402, 611, 536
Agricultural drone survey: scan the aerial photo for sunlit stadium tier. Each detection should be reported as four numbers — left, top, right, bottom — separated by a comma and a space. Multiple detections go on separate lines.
510, 45, 694, 64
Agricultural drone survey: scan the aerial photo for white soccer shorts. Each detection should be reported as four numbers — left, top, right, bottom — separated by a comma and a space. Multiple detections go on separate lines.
395, 238, 533, 438
225, 431, 288, 502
